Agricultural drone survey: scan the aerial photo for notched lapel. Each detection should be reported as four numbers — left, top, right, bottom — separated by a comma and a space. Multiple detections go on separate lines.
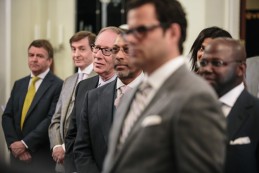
18, 77, 31, 123
97, 82, 116, 144
25, 73, 53, 120
227, 90, 253, 139
63, 75, 78, 121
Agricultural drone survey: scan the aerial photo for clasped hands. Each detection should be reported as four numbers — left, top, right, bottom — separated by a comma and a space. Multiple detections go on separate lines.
52, 146, 65, 164
10, 141, 31, 163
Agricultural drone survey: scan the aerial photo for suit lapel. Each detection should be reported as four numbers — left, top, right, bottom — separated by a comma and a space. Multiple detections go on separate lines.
63, 74, 78, 122
227, 90, 253, 140
109, 87, 138, 163
25, 72, 53, 120
88, 70, 97, 78
97, 80, 116, 144
18, 76, 31, 123
112, 65, 186, 165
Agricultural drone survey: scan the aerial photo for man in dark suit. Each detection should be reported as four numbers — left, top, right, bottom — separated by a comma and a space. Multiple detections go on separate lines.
73, 33, 144, 173
199, 38, 259, 173
2, 39, 63, 173
64, 26, 122, 173
102, 1, 226, 173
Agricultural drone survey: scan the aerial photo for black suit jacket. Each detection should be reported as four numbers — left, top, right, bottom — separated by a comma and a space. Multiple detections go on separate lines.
225, 89, 259, 173
73, 80, 116, 173
64, 75, 99, 172
2, 71, 63, 172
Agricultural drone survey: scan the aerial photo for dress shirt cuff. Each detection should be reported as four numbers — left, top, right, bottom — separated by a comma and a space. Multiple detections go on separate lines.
62, 143, 66, 152
21, 140, 28, 149
53, 144, 66, 152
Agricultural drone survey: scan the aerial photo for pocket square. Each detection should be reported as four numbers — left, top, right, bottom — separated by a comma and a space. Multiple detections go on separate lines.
230, 136, 251, 145
141, 115, 162, 127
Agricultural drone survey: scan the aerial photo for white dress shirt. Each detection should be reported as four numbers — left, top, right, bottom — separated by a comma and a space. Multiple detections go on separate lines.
143, 56, 186, 105
219, 82, 245, 117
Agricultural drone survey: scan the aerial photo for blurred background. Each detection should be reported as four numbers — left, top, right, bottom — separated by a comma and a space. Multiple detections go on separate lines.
0, 0, 258, 164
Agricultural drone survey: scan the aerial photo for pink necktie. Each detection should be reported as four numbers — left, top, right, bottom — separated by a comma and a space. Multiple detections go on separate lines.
119, 82, 152, 145
114, 85, 129, 108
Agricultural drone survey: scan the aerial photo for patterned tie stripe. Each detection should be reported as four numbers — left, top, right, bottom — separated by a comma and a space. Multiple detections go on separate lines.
114, 85, 129, 108
119, 82, 152, 145
21, 76, 40, 129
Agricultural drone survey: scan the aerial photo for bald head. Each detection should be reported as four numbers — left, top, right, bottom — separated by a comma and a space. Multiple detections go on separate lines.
199, 38, 247, 97
205, 38, 246, 62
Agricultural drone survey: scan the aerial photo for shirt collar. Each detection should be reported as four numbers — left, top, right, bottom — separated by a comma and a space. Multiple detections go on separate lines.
98, 74, 117, 87
116, 72, 145, 90
219, 82, 245, 107
145, 56, 185, 90
31, 68, 50, 79
78, 63, 94, 75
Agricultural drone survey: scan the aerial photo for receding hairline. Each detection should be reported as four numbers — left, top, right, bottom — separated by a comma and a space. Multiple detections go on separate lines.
210, 38, 246, 61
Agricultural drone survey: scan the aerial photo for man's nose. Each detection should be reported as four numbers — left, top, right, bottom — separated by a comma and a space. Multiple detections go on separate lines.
73, 49, 80, 56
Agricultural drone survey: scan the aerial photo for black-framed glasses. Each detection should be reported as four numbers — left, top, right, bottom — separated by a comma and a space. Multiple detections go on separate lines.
91, 44, 113, 56
197, 58, 244, 68
111, 45, 129, 55
123, 23, 169, 40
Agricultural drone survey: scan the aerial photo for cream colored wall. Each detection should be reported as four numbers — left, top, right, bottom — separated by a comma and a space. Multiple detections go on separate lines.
11, 0, 75, 85
0, 0, 11, 164
180, 0, 240, 56
0, 0, 75, 164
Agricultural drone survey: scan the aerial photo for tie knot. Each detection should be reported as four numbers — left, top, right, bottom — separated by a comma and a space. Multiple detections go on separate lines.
120, 85, 129, 94
31, 76, 40, 84
138, 82, 152, 94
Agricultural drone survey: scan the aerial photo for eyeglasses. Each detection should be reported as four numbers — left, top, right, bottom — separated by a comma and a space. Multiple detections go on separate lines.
123, 23, 168, 40
91, 44, 112, 56
111, 46, 129, 55
197, 59, 244, 68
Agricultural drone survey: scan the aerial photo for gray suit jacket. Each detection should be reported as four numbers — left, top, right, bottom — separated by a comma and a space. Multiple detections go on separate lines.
103, 65, 227, 173
246, 56, 259, 98
49, 70, 97, 149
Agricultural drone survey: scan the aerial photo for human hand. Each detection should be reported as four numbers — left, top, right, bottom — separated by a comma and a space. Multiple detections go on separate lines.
10, 141, 26, 158
18, 151, 32, 163
52, 146, 65, 164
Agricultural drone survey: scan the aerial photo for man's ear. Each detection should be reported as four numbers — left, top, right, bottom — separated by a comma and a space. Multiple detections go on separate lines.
237, 62, 246, 78
168, 23, 181, 41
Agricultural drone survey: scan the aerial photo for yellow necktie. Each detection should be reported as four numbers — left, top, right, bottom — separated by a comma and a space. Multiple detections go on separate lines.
21, 76, 40, 129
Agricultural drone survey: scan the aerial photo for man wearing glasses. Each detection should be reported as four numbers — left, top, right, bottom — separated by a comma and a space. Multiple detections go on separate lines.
198, 38, 259, 173
64, 27, 120, 173
103, 0, 226, 173
73, 32, 144, 173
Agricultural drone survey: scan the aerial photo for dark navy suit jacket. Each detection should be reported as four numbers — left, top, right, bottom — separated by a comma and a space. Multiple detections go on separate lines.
225, 89, 259, 173
2, 71, 63, 172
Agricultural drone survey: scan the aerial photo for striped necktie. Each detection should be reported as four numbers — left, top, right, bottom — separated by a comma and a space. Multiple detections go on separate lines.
21, 76, 40, 129
114, 85, 130, 108
119, 82, 152, 145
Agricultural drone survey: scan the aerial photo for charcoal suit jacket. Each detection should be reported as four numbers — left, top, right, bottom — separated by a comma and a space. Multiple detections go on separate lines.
225, 89, 259, 173
73, 80, 117, 173
2, 71, 63, 172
